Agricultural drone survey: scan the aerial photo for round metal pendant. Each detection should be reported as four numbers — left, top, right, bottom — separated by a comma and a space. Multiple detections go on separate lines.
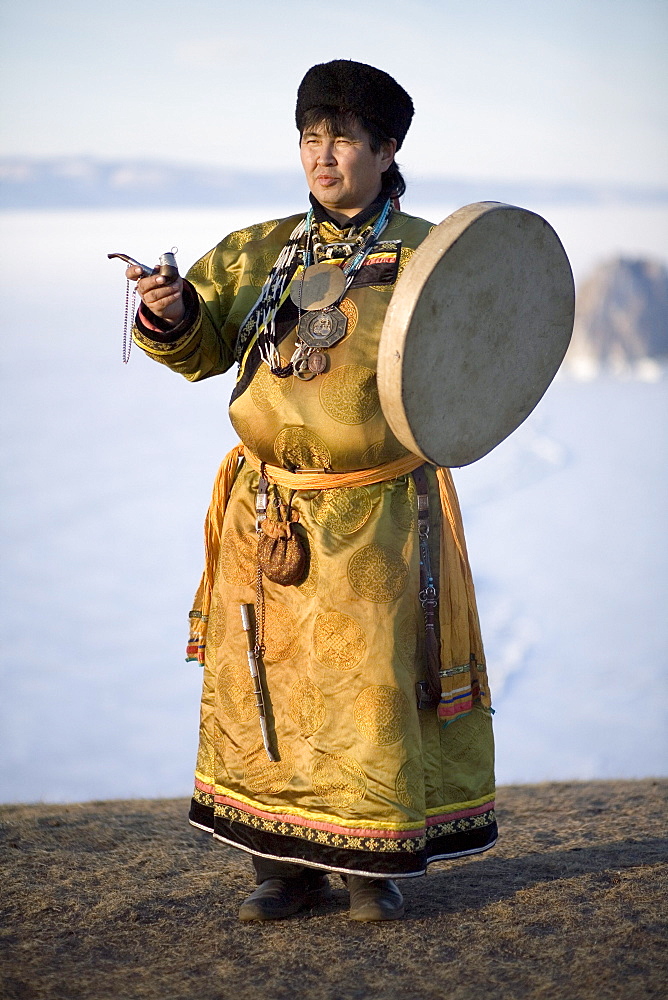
290, 262, 346, 310
294, 355, 316, 381
307, 351, 329, 374
298, 306, 348, 348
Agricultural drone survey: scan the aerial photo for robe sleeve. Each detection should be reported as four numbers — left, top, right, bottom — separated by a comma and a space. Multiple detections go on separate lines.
132, 237, 246, 382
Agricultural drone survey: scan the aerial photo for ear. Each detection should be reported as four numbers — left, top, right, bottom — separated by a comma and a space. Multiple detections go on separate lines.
380, 138, 397, 169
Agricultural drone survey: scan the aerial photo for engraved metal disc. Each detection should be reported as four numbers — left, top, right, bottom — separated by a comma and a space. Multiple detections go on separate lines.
290, 262, 347, 310
294, 356, 316, 381
298, 306, 348, 348
307, 351, 329, 374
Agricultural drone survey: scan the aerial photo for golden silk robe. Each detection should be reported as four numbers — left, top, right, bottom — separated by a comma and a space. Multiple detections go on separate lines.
134, 206, 497, 877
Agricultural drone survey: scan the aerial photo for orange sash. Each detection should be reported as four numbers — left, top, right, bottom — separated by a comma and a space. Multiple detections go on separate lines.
186, 443, 492, 724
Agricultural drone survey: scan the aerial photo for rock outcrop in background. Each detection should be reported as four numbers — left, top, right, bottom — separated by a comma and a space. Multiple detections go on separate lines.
565, 258, 668, 380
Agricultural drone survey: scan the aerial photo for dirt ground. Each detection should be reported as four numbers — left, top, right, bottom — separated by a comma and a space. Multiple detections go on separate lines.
1, 780, 666, 1000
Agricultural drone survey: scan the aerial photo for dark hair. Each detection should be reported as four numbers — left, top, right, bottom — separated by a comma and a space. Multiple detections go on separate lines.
300, 106, 406, 200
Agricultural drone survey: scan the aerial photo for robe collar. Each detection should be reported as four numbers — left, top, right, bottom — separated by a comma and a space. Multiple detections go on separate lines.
309, 190, 388, 235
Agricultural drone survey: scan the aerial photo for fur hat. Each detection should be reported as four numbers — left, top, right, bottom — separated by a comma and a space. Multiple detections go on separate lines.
296, 60, 414, 150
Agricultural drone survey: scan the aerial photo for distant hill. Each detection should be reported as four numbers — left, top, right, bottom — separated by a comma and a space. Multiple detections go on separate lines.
1, 156, 667, 210
565, 258, 668, 380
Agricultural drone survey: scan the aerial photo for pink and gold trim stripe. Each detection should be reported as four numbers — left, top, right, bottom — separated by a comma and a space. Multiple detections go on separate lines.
194, 777, 494, 840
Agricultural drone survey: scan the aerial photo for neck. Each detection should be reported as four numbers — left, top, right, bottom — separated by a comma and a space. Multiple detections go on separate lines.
310, 189, 388, 231
322, 205, 371, 226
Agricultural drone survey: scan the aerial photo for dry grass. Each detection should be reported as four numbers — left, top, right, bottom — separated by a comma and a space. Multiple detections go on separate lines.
1, 780, 666, 1000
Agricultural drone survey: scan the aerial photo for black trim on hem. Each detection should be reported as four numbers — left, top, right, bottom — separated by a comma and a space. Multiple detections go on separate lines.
188, 798, 497, 877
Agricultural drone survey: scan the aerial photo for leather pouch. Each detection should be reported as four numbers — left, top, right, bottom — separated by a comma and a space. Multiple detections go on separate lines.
257, 511, 308, 586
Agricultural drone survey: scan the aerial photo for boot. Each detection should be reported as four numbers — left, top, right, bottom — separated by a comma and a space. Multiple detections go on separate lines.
346, 875, 405, 921
238, 874, 332, 921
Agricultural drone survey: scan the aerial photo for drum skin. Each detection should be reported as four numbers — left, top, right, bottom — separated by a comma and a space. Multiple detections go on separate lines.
377, 202, 575, 467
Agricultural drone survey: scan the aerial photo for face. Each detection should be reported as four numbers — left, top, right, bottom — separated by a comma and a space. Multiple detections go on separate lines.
299, 120, 396, 220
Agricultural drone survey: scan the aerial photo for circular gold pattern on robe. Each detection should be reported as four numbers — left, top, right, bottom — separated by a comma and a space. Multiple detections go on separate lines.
441, 782, 469, 805
396, 246, 415, 280
311, 753, 368, 808
196, 726, 215, 779
289, 677, 326, 736
262, 603, 300, 661
361, 439, 407, 467
390, 477, 417, 531
354, 685, 411, 745
221, 528, 257, 586
442, 706, 490, 762
387, 214, 411, 233
224, 220, 279, 250
347, 543, 409, 603
338, 297, 358, 335
206, 601, 227, 648
311, 487, 372, 535
273, 427, 331, 470
319, 366, 379, 425
313, 611, 367, 671
244, 739, 296, 794
216, 663, 256, 723
250, 362, 294, 412
297, 541, 318, 598
396, 611, 418, 667
210, 261, 239, 305
230, 416, 260, 458
186, 256, 209, 285
250, 250, 280, 290
213, 722, 228, 776
396, 757, 425, 812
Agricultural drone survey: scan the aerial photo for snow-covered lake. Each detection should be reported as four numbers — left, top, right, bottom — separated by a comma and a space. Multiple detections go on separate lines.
1, 205, 666, 803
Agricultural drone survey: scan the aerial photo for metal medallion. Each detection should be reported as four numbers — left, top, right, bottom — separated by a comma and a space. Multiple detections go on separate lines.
307, 351, 329, 374
298, 306, 348, 348
294, 355, 316, 381
290, 262, 347, 310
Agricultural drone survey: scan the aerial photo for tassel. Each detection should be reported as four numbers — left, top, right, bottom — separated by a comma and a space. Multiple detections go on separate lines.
187, 442, 244, 663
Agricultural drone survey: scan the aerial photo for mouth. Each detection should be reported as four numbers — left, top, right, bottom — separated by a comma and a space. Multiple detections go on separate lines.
316, 174, 340, 187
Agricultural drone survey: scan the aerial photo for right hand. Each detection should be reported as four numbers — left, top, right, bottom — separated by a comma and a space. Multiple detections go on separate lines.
126, 265, 185, 326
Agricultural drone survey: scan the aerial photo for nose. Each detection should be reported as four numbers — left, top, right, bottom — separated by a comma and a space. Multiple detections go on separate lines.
316, 140, 336, 165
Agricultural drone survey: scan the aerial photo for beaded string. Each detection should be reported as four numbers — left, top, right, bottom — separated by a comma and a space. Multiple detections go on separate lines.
240, 200, 393, 377
122, 279, 138, 364
287, 199, 392, 373
237, 214, 311, 372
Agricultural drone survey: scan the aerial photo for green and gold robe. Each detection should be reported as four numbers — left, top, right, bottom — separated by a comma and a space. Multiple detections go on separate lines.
134, 202, 497, 876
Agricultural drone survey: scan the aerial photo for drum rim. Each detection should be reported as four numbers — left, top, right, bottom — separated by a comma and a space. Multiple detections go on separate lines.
377, 201, 574, 466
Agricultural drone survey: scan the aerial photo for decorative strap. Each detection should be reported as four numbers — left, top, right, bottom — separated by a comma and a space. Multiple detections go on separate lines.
412, 466, 442, 709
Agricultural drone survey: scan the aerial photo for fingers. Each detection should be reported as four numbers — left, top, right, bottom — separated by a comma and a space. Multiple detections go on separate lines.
140, 275, 185, 324
125, 265, 146, 281
123, 264, 184, 323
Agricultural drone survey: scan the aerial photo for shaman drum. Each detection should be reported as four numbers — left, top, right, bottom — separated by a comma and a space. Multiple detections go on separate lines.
377, 202, 575, 467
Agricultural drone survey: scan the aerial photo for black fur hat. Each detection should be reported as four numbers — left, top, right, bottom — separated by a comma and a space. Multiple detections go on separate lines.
296, 60, 414, 149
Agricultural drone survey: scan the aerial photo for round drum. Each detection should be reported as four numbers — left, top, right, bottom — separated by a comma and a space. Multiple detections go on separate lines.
377, 202, 575, 467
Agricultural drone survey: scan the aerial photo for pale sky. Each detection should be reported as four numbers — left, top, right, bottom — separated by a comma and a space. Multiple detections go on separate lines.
0, 0, 666, 186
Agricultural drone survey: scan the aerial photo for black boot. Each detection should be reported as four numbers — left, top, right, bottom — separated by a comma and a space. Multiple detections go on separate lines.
346, 875, 405, 921
239, 869, 332, 921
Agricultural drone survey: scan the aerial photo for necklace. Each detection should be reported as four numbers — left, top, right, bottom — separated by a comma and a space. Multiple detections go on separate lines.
238, 214, 311, 375
289, 199, 393, 379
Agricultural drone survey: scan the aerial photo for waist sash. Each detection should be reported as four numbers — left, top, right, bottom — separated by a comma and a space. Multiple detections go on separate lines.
241, 448, 424, 489
186, 443, 492, 724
